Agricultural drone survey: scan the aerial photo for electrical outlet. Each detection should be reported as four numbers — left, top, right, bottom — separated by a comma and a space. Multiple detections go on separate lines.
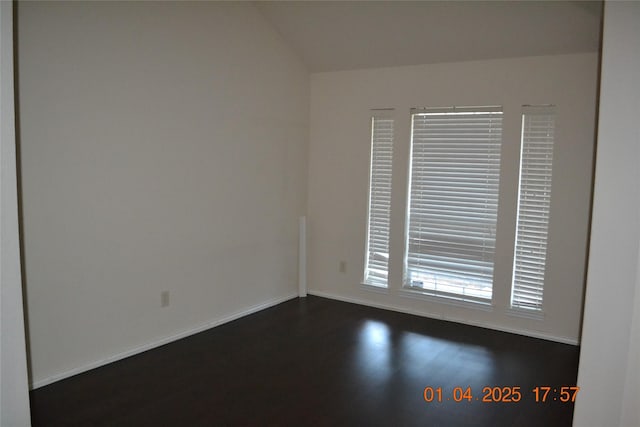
339, 261, 347, 273
161, 291, 170, 307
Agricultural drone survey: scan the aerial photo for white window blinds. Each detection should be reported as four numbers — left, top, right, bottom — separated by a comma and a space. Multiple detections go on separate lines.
364, 114, 394, 287
405, 107, 503, 303
511, 106, 556, 311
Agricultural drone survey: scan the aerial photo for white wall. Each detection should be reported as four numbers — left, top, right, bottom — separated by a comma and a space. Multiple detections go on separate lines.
17, 1, 309, 387
621, 259, 640, 427
0, 1, 32, 424
308, 53, 598, 343
574, 2, 640, 426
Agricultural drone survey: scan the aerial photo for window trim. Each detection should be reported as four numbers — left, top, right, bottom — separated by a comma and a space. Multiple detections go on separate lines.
402, 105, 504, 305
363, 110, 395, 288
510, 105, 556, 312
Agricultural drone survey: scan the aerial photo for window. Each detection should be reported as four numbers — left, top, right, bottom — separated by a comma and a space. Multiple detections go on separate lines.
404, 106, 503, 304
363, 112, 394, 287
511, 106, 556, 311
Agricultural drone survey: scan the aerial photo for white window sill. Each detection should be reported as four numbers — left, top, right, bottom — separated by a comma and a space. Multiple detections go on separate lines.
506, 307, 545, 321
360, 282, 390, 294
398, 287, 493, 312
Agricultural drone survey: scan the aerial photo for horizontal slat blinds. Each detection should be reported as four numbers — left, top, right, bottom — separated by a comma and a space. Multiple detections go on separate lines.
405, 107, 503, 303
364, 114, 394, 287
511, 106, 556, 311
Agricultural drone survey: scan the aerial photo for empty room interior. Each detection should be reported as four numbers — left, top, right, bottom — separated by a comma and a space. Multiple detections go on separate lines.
1, 1, 639, 426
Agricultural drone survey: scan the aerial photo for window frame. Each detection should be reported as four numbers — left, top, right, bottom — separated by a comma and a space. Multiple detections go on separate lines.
510, 105, 556, 313
402, 106, 504, 305
363, 110, 395, 288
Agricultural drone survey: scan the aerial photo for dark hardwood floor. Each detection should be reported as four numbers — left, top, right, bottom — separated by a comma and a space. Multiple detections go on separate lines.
30, 296, 580, 426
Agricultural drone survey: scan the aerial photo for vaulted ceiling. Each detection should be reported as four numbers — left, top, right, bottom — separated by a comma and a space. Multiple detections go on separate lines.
256, 1, 602, 72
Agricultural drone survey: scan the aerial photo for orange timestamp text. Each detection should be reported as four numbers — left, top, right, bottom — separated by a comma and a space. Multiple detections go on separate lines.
423, 386, 580, 403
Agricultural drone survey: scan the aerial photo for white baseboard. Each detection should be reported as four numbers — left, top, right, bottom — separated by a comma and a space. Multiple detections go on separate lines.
308, 290, 579, 346
32, 289, 576, 389
31, 292, 299, 389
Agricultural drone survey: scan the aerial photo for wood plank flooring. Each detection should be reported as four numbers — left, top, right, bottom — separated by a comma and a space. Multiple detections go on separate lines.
29, 296, 580, 426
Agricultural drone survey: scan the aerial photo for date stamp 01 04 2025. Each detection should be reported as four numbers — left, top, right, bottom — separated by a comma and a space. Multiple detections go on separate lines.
423, 386, 580, 403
